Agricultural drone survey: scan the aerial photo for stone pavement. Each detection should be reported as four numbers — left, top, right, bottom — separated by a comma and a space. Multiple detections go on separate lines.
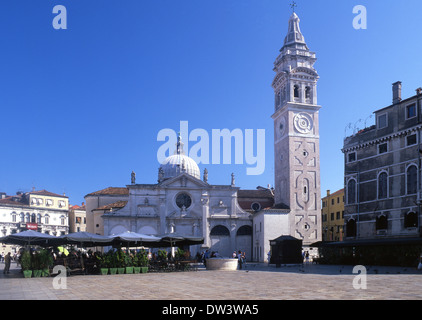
0, 261, 421, 300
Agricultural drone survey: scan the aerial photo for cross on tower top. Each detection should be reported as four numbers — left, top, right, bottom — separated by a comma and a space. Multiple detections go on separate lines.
290, 1, 297, 12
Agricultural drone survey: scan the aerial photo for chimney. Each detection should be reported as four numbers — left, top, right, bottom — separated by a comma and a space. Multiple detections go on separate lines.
392, 81, 402, 104
416, 87, 422, 95
326, 190, 330, 196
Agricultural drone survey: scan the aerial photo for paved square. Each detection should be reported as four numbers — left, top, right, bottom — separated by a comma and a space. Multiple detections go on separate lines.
1, 262, 421, 300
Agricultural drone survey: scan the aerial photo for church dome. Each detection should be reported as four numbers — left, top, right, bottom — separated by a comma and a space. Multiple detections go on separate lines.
159, 134, 200, 181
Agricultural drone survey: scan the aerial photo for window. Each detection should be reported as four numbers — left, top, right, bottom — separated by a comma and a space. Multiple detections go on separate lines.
336, 212, 340, 220
176, 193, 192, 209
407, 165, 417, 194
378, 143, 388, 154
236, 225, 252, 236
378, 172, 388, 199
407, 134, 417, 146
406, 103, 416, 119
251, 202, 261, 211
376, 215, 388, 230
11, 213, 17, 223
20, 212, 24, 222
210, 225, 230, 236
377, 114, 387, 129
305, 86, 311, 99
294, 85, 299, 98
404, 212, 418, 228
347, 179, 357, 204
37, 214, 41, 224
331, 199, 334, 205
44, 215, 49, 224
31, 213, 36, 223
331, 212, 334, 221
348, 152, 356, 163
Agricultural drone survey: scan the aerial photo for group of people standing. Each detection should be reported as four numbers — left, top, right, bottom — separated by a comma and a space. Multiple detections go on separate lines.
233, 250, 247, 269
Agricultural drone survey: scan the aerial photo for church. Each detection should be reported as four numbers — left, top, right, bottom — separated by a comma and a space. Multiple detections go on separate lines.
84, 11, 321, 262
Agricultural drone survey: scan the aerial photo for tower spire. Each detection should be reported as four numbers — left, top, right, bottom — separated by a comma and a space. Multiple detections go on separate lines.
282, 10, 307, 50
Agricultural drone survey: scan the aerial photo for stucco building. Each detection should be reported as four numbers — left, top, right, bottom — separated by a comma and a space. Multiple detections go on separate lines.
342, 82, 422, 240
0, 190, 69, 254
321, 189, 344, 241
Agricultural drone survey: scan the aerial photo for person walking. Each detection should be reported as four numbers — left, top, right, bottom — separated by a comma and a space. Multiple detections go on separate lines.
3, 252, 11, 274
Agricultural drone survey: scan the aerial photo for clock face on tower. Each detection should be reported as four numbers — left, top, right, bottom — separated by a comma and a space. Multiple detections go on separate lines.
293, 112, 313, 134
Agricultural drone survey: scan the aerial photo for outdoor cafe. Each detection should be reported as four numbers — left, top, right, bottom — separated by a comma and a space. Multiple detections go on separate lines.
0, 230, 204, 277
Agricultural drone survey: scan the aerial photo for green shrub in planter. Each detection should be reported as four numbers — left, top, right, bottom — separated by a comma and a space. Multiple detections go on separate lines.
39, 249, 53, 277
133, 267, 141, 274
117, 267, 125, 274
100, 268, 109, 275
125, 267, 134, 274
21, 251, 32, 278
110, 268, 117, 275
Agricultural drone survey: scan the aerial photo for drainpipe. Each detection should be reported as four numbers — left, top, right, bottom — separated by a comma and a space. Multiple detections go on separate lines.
417, 88, 422, 235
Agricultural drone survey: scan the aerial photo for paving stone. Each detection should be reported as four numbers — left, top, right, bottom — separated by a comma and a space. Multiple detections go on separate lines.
1, 262, 421, 300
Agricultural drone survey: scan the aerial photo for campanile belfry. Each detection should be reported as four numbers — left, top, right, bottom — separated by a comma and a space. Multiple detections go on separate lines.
271, 12, 322, 244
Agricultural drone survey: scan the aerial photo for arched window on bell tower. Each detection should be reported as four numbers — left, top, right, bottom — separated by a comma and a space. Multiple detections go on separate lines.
305, 86, 311, 101
294, 84, 300, 99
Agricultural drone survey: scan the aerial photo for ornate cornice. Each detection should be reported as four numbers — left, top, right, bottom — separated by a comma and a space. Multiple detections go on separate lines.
342, 125, 422, 153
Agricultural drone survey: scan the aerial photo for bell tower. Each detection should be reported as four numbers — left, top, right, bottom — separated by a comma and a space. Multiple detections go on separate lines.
271, 12, 321, 245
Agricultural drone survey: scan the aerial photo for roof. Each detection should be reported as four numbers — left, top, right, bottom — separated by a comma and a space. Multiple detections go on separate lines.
85, 187, 129, 197
29, 189, 68, 198
0, 196, 26, 206
0, 189, 68, 207
237, 188, 275, 211
271, 235, 302, 242
93, 200, 128, 211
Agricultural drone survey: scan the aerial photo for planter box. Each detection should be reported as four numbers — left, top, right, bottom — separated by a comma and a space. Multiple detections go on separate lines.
41, 269, 50, 277
100, 268, 109, 275
23, 270, 32, 278
125, 267, 134, 274
140, 267, 148, 273
117, 268, 125, 274
33, 270, 42, 277
133, 267, 141, 274
110, 268, 117, 275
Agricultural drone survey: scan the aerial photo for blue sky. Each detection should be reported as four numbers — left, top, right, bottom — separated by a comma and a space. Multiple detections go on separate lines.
1, 0, 422, 205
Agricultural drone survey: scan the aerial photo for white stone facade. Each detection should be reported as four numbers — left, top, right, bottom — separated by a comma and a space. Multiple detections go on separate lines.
271, 12, 322, 245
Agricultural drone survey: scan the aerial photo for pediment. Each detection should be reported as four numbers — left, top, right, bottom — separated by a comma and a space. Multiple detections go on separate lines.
159, 173, 209, 189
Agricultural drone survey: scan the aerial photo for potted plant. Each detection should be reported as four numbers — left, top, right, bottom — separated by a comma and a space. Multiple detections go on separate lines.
31, 251, 42, 277
108, 250, 118, 275
124, 252, 134, 274
39, 249, 53, 277
96, 253, 109, 275
132, 253, 141, 274
116, 249, 125, 274
21, 251, 32, 278
137, 249, 149, 273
